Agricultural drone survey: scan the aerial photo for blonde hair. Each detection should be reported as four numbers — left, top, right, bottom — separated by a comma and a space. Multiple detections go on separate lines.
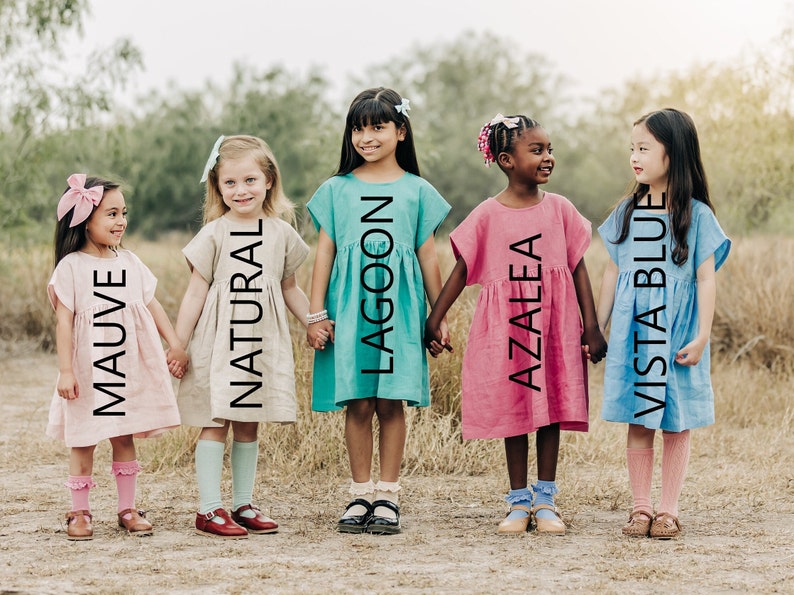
202, 135, 295, 225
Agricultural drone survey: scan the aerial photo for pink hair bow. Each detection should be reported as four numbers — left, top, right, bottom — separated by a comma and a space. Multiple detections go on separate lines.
57, 174, 104, 227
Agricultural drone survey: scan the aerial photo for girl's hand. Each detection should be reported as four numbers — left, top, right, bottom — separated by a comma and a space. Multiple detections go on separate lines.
57, 371, 79, 400
424, 316, 453, 358
308, 319, 335, 350
675, 337, 707, 366
581, 326, 608, 364
167, 346, 189, 379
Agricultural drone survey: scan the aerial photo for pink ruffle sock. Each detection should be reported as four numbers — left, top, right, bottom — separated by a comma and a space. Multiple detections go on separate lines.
626, 447, 654, 514
65, 475, 96, 511
112, 460, 142, 514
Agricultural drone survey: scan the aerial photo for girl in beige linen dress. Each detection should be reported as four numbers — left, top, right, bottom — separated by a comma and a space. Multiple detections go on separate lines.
174, 135, 311, 538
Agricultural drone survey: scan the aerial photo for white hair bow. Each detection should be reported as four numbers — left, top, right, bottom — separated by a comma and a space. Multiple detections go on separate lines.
394, 98, 411, 117
489, 113, 520, 129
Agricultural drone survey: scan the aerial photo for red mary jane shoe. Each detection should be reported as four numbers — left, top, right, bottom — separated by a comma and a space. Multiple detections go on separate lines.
195, 508, 248, 539
231, 504, 279, 534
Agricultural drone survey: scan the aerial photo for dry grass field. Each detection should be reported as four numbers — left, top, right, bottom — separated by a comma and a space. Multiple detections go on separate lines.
0, 235, 792, 593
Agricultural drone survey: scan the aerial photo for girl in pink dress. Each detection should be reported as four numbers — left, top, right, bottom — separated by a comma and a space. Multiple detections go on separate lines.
48, 174, 186, 540
425, 115, 607, 535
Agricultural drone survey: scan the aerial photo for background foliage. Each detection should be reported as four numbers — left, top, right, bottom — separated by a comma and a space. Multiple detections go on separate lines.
1, 1, 792, 244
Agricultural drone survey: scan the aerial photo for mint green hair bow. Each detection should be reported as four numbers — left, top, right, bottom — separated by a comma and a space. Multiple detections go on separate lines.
200, 135, 225, 183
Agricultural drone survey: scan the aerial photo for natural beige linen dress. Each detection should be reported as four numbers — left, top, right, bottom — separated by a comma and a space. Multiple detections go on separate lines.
176, 215, 309, 427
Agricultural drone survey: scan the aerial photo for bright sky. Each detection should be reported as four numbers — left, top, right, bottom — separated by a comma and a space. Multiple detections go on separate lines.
76, 0, 792, 105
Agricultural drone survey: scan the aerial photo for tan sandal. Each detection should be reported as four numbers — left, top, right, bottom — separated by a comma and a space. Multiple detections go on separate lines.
65, 510, 93, 541
650, 512, 681, 539
622, 509, 653, 537
118, 508, 153, 536
531, 504, 566, 535
497, 504, 532, 535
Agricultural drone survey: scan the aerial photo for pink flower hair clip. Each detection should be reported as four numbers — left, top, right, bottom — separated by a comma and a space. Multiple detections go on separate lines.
477, 113, 520, 167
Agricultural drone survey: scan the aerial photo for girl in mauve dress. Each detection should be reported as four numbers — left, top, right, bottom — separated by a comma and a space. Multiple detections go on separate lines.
48, 174, 186, 541
425, 114, 607, 536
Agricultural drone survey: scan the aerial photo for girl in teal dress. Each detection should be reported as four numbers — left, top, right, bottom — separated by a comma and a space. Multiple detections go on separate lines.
597, 109, 730, 539
306, 87, 450, 534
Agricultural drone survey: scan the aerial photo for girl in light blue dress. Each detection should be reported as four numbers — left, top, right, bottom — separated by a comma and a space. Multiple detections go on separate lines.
306, 88, 450, 534
597, 109, 730, 539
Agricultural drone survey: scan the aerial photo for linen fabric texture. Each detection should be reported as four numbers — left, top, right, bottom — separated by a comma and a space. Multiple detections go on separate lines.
450, 194, 591, 440
46, 250, 181, 447
307, 173, 451, 411
598, 198, 731, 431
177, 215, 309, 427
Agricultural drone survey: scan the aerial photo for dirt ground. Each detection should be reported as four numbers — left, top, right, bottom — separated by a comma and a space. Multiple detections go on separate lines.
1, 351, 793, 595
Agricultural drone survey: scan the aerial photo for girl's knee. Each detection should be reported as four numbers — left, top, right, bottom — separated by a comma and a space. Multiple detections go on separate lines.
347, 398, 376, 422
375, 399, 404, 421
231, 421, 259, 442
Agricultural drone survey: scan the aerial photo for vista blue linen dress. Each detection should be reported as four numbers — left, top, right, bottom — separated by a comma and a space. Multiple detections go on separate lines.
307, 173, 450, 411
598, 199, 730, 431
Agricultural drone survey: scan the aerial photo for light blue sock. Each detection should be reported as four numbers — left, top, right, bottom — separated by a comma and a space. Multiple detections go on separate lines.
532, 480, 558, 520
195, 439, 224, 515
504, 487, 533, 521
231, 440, 259, 514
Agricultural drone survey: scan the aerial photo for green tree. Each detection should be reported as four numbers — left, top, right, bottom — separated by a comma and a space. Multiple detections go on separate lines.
351, 31, 567, 227
0, 0, 141, 234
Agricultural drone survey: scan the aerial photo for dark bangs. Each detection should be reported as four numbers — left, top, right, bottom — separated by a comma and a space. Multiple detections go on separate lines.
347, 97, 398, 129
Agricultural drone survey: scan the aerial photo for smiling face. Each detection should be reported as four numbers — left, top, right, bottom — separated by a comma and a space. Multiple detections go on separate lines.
83, 189, 126, 257
501, 126, 555, 184
630, 122, 669, 196
351, 120, 406, 166
217, 156, 272, 222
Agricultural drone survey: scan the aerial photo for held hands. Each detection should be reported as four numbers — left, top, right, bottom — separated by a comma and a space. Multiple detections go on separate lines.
424, 316, 453, 358
167, 346, 190, 379
675, 336, 707, 366
57, 371, 79, 400
307, 319, 335, 351
581, 325, 608, 364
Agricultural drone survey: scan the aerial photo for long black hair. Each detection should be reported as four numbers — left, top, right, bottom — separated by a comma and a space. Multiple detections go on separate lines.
336, 87, 420, 176
613, 108, 714, 265
53, 177, 119, 266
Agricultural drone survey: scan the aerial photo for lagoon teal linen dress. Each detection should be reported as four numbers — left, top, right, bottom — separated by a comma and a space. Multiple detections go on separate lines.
307, 173, 450, 411
598, 199, 730, 431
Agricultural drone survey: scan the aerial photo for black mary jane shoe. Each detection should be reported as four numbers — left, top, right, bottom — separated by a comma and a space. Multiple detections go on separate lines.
366, 500, 401, 535
336, 498, 374, 534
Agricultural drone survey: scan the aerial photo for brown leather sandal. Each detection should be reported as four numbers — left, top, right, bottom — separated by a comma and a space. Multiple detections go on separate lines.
65, 510, 93, 541
650, 512, 682, 539
118, 508, 154, 536
622, 509, 653, 537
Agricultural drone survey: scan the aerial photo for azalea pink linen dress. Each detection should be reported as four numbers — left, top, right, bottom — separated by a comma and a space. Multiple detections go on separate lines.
449, 194, 591, 440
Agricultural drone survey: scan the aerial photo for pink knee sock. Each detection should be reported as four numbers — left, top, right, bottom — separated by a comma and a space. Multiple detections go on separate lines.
65, 475, 96, 511
112, 460, 142, 514
626, 447, 654, 514
659, 430, 691, 517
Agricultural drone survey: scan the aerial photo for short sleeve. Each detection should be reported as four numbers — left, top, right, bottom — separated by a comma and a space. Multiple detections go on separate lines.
559, 196, 592, 271
306, 180, 335, 241
415, 182, 451, 248
597, 200, 627, 266
47, 259, 75, 312
128, 251, 158, 304
182, 223, 218, 284
692, 203, 731, 272
281, 223, 310, 280
449, 210, 482, 286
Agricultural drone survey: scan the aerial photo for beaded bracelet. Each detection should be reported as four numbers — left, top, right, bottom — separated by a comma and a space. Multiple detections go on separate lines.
306, 310, 328, 324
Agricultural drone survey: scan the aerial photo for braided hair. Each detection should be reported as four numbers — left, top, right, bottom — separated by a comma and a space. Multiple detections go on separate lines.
477, 115, 541, 168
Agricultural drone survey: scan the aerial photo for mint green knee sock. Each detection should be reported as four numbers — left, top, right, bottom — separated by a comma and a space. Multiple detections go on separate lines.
195, 439, 224, 515
231, 440, 259, 513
